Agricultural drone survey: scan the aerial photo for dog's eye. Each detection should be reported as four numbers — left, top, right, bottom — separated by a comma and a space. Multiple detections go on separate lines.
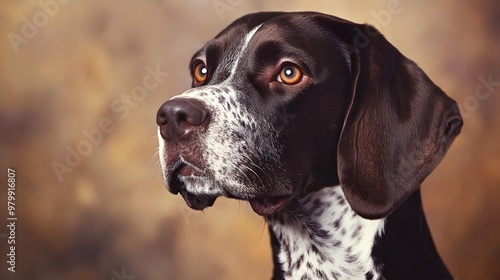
277, 65, 302, 85
193, 62, 208, 84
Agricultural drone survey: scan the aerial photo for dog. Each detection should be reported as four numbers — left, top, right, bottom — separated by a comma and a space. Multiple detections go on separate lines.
156, 12, 463, 279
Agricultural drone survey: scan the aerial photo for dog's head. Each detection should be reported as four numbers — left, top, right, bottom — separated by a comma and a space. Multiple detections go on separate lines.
156, 12, 462, 219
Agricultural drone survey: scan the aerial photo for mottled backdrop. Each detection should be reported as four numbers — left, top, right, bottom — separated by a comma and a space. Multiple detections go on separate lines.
0, 0, 499, 279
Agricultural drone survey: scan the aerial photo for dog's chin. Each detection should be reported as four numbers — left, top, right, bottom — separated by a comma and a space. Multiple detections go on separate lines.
175, 185, 290, 215
166, 164, 291, 215
176, 189, 291, 216
176, 185, 290, 215
165, 163, 219, 211
168, 176, 219, 211
179, 189, 217, 210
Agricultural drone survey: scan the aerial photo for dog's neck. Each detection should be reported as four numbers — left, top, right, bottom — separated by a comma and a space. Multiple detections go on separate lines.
266, 186, 385, 280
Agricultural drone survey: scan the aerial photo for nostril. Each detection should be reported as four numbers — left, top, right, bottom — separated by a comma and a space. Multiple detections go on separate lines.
156, 112, 167, 126
183, 105, 208, 127
156, 100, 170, 126
444, 116, 463, 139
177, 112, 187, 124
156, 98, 210, 140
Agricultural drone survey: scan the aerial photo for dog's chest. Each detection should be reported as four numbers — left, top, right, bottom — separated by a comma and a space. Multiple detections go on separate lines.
268, 187, 385, 280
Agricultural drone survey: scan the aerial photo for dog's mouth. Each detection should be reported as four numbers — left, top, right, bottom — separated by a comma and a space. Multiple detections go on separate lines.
167, 161, 291, 215
168, 163, 218, 210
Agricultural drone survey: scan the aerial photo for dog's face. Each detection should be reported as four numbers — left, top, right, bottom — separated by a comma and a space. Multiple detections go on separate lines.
157, 13, 350, 216
157, 12, 462, 218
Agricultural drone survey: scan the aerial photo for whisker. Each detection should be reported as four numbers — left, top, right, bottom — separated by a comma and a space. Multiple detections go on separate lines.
149, 150, 160, 164
242, 153, 266, 174
240, 164, 265, 189
232, 164, 252, 187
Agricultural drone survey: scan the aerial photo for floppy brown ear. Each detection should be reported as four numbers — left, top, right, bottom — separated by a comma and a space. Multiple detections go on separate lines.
337, 25, 463, 219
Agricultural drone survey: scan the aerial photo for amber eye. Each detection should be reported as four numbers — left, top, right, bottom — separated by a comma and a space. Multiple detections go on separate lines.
277, 65, 302, 85
193, 62, 208, 84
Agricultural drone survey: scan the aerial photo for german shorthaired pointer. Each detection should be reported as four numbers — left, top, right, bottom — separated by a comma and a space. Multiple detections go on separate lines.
156, 12, 463, 279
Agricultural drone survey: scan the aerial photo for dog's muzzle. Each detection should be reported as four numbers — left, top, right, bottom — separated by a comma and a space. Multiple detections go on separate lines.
156, 93, 293, 216
156, 97, 217, 209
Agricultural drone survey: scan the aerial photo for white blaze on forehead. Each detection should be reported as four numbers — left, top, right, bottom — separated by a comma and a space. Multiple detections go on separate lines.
169, 24, 263, 102
227, 24, 263, 80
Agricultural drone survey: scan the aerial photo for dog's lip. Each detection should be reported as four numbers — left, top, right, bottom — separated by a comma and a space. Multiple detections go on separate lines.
176, 164, 203, 177
180, 189, 217, 210
248, 195, 291, 216
167, 162, 204, 194
166, 162, 217, 210
167, 161, 291, 215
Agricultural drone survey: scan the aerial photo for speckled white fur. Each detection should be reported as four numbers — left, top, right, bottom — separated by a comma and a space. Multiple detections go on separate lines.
269, 186, 385, 280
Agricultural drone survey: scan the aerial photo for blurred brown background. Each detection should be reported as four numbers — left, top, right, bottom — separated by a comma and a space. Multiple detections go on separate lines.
0, 0, 499, 279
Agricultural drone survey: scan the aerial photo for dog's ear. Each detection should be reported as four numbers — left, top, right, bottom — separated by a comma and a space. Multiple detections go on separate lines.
337, 24, 463, 219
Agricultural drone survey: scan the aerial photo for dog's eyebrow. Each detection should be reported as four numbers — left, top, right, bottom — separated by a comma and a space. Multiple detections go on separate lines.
252, 40, 315, 75
189, 49, 206, 67
192, 48, 204, 58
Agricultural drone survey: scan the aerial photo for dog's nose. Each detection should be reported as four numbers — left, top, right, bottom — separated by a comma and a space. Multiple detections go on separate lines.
156, 98, 210, 141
